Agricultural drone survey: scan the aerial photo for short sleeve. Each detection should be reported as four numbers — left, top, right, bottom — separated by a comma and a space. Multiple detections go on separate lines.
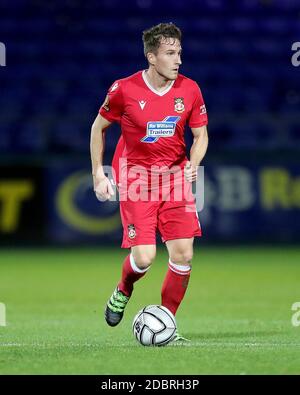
99, 80, 124, 123
188, 83, 208, 128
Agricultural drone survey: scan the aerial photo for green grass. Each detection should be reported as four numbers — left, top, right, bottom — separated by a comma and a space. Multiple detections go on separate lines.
0, 246, 300, 374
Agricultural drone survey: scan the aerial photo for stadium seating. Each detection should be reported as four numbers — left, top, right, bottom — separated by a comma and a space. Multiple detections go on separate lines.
0, 0, 299, 154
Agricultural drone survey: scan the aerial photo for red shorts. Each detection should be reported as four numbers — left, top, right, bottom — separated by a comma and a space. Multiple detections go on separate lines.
118, 171, 202, 248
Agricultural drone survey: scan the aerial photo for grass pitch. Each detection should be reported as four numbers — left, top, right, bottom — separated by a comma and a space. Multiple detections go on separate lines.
0, 246, 300, 375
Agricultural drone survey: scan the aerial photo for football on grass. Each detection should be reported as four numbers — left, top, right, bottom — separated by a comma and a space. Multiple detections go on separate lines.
132, 305, 177, 346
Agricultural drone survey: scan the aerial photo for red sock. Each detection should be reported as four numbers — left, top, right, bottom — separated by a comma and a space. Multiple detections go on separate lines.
161, 261, 191, 316
117, 254, 149, 297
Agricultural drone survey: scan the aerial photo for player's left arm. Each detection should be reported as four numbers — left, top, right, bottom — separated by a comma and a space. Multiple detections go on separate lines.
185, 126, 208, 182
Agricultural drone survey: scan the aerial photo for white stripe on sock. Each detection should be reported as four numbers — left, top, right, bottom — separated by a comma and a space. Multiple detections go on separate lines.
168, 260, 191, 275
130, 253, 150, 273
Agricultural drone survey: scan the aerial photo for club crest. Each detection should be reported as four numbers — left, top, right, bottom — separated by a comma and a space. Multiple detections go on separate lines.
174, 97, 185, 113
128, 224, 136, 239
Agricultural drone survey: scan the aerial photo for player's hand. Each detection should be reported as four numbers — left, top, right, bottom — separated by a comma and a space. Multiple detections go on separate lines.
93, 176, 114, 201
184, 161, 197, 183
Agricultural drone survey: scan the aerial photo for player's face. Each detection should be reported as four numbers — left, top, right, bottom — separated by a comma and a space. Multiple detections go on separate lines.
151, 38, 182, 81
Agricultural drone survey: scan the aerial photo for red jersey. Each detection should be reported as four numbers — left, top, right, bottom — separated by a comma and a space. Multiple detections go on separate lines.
99, 70, 208, 178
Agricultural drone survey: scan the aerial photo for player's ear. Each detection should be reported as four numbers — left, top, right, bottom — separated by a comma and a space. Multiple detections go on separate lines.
147, 52, 156, 66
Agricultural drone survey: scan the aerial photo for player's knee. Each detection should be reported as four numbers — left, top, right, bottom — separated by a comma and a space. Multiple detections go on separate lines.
132, 252, 155, 270
135, 256, 153, 270
184, 252, 193, 265
170, 250, 193, 266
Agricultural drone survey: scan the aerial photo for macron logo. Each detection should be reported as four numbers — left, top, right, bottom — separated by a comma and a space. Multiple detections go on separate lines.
110, 82, 119, 92
139, 100, 146, 110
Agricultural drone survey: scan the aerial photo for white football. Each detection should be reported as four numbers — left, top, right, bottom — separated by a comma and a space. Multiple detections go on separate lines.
132, 305, 177, 346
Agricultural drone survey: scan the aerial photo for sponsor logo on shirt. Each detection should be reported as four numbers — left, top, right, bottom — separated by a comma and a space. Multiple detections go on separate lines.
174, 97, 185, 113
141, 116, 181, 143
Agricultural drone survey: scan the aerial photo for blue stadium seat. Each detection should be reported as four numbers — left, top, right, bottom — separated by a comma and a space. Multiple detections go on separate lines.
0, 0, 299, 154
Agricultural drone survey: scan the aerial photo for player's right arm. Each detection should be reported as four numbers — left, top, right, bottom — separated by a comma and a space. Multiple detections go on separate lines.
91, 80, 124, 200
90, 114, 114, 201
